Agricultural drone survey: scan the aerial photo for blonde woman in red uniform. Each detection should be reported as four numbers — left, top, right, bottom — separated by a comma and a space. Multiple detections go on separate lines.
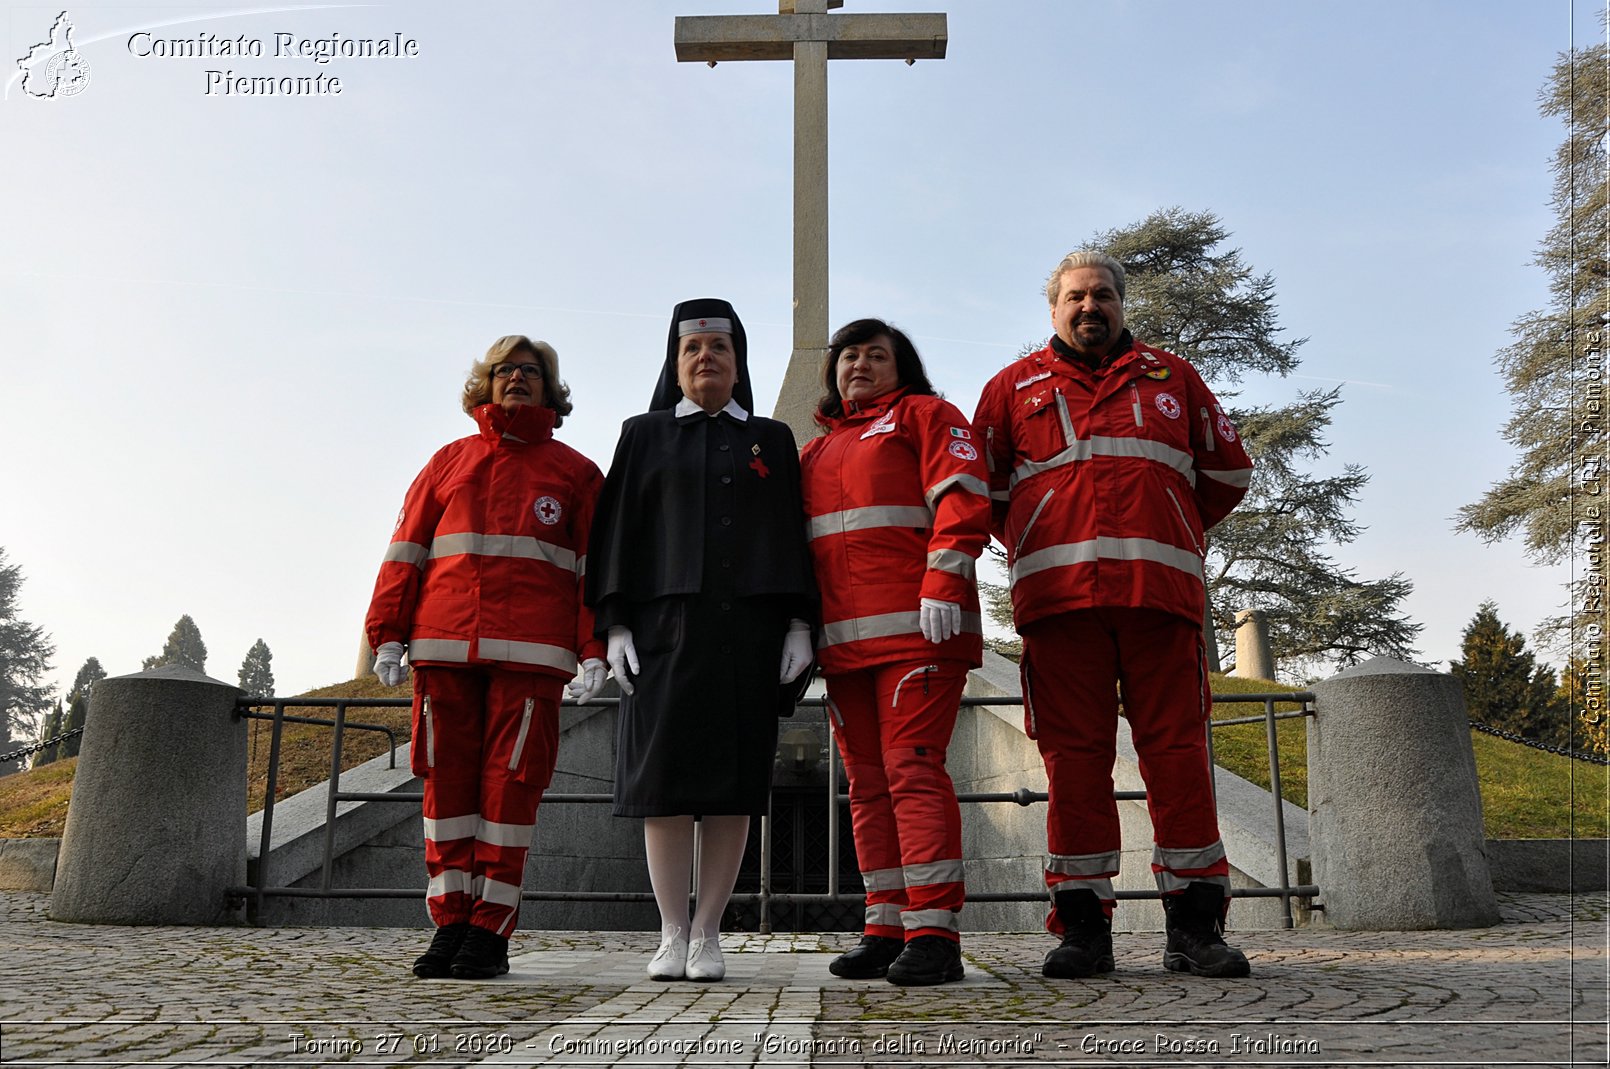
800, 319, 991, 986
366, 336, 606, 980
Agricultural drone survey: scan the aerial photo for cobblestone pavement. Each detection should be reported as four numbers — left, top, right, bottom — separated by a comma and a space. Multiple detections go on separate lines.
0, 891, 1604, 1068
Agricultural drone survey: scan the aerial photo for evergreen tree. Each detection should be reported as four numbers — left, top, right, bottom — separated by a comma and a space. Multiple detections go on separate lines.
1451, 601, 1568, 745
237, 639, 275, 696
32, 699, 63, 768
67, 656, 105, 705
985, 209, 1422, 673
0, 548, 56, 776
57, 692, 88, 760
143, 615, 207, 673
1457, 35, 1608, 649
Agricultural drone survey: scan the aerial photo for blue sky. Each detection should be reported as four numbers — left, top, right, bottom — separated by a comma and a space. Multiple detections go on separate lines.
0, 0, 1593, 704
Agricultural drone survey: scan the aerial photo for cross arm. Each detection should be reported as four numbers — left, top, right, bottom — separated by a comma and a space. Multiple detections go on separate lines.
674, 13, 947, 63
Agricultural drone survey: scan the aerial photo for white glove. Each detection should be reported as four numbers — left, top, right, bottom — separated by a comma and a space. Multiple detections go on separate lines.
607, 626, 640, 696
567, 658, 607, 704
779, 619, 813, 684
919, 599, 962, 644
373, 641, 408, 687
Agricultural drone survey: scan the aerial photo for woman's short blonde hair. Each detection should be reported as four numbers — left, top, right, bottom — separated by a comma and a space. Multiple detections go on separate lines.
461, 335, 574, 425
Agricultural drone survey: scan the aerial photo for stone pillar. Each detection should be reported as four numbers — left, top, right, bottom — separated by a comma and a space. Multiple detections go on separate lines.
355, 631, 376, 681
51, 665, 246, 925
1308, 658, 1500, 930
1234, 608, 1275, 681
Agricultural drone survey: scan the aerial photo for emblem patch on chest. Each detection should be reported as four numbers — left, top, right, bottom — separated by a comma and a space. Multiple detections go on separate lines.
860, 410, 898, 439
533, 496, 562, 525
1145, 367, 1171, 380
1154, 392, 1182, 420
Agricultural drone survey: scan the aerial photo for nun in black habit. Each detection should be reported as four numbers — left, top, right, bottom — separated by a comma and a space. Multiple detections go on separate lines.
585, 298, 816, 983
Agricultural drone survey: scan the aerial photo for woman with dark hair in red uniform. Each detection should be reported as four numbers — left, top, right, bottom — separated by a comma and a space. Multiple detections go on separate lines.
800, 318, 991, 986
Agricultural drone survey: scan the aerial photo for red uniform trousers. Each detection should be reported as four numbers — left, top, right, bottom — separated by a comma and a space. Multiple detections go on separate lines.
826, 659, 968, 943
410, 665, 561, 938
1021, 608, 1230, 931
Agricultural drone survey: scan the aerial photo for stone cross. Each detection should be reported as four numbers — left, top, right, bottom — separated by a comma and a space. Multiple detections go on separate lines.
674, 0, 947, 444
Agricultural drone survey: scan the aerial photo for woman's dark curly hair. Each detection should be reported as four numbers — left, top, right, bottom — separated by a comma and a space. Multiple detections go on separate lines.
815, 318, 936, 421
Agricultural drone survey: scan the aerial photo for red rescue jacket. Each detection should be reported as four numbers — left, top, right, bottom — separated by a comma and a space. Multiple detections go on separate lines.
365, 403, 605, 678
800, 390, 992, 674
972, 338, 1252, 630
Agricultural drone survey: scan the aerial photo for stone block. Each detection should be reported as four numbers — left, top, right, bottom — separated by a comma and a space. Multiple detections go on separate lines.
0, 837, 60, 891
52, 667, 245, 925
1309, 658, 1500, 929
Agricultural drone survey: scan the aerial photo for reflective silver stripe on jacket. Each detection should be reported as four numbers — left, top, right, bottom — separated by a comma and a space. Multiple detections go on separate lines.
409, 639, 472, 663
477, 638, 577, 674
384, 541, 429, 567
408, 637, 575, 672
860, 866, 906, 892
926, 548, 976, 580
1012, 434, 1196, 488
901, 909, 959, 932
820, 611, 982, 648
923, 472, 990, 508
807, 505, 933, 541
1202, 466, 1253, 489
1010, 537, 1204, 586
903, 858, 964, 887
429, 532, 579, 573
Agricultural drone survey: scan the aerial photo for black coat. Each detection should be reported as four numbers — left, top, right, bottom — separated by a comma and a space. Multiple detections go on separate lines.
585, 407, 816, 816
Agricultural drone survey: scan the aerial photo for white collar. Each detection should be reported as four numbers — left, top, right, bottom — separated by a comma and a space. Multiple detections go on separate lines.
674, 396, 749, 421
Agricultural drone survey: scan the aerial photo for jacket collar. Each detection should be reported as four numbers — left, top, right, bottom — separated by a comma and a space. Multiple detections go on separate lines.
674, 395, 750, 423
474, 402, 556, 444
1049, 330, 1135, 372
817, 386, 911, 431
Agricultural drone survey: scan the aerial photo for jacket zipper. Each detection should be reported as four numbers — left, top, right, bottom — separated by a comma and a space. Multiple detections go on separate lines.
509, 697, 534, 770
1165, 487, 1205, 555
1016, 488, 1055, 556
1054, 388, 1077, 444
984, 425, 996, 474
1200, 407, 1216, 452
423, 694, 436, 768
1130, 383, 1145, 427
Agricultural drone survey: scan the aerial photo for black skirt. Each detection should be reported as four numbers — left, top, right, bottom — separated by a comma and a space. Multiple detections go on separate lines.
612, 594, 788, 817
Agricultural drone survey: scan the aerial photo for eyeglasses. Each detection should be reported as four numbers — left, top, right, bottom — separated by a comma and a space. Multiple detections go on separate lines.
492, 363, 544, 381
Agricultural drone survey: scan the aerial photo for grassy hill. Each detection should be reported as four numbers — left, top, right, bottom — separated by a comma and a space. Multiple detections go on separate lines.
1, 673, 1604, 840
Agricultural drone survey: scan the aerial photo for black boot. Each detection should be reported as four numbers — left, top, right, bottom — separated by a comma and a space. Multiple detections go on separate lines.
885, 935, 964, 986
829, 935, 904, 979
450, 924, 510, 979
1162, 882, 1251, 978
412, 922, 470, 979
1042, 888, 1114, 978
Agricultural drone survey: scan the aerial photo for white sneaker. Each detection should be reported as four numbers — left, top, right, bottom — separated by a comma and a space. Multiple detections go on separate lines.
647, 927, 687, 981
685, 932, 725, 982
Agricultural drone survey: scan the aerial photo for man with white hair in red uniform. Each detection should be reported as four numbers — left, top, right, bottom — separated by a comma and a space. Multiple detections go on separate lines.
973, 250, 1254, 978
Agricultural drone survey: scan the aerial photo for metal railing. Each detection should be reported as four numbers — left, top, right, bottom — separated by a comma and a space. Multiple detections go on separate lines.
233, 689, 1319, 929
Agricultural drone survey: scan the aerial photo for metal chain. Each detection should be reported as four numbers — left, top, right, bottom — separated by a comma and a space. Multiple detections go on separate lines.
0, 727, 84, 765
1469, 719, 1609, 766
